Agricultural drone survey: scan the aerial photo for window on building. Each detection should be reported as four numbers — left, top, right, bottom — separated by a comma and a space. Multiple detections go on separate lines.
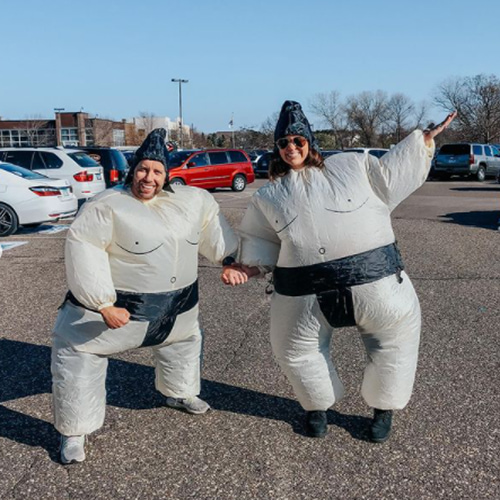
85, 128, 95, 146
61, 128, 79, 146
113, 129, 125, 147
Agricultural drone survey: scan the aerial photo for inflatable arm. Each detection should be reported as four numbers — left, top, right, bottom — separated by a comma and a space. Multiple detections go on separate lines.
238, 198, 281, 269
198, 192, 238, 264
366, 130, 435, 211
65, 202, 116, 311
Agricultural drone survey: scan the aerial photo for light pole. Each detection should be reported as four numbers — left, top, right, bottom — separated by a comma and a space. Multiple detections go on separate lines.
171, 78, 188, 148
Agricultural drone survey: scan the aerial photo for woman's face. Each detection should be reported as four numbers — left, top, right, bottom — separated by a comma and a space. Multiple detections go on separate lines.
277, 135, 309, 170
131, 159, 166, 200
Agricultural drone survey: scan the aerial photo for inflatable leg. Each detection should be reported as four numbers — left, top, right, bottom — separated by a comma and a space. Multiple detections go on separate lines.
153, 307, 203, 399
270, 293, 344, 411
353, 273, 421, 410
52, 336, 108, 436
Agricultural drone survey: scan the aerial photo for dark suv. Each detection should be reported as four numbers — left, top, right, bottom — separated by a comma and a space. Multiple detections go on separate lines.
75, 147, 129, 187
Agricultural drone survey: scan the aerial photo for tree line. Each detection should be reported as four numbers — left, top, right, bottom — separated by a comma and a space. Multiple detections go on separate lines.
207, 73, 500, 151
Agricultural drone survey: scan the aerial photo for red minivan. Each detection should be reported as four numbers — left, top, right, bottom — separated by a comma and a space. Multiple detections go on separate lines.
167, 149, 255, 191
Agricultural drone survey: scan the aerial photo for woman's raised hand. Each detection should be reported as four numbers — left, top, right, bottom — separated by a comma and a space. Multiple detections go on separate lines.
423, 110, 457, 146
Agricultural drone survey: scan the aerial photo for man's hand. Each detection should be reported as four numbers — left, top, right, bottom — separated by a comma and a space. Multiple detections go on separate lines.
100, 306, 130, 329
221, 263, 261, 286
221, 263, 249, 286
423, 110, 457, 146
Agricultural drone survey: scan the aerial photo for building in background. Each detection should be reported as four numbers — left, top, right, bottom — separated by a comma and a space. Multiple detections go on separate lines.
0, 111, 192, 148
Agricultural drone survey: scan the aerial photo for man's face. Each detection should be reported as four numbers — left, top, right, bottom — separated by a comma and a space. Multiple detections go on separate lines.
131, 160, 167, 200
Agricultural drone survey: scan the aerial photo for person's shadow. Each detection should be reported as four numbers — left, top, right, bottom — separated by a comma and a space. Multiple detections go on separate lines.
0, 338, 371, 462
439, 210, 499, 229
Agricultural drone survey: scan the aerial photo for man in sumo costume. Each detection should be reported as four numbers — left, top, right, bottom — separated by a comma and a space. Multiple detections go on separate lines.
52, 128, 238, 464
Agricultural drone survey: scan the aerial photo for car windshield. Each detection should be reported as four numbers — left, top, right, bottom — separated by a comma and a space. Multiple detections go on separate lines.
439, 144, 470, 155
68, 152, 100, 167
168, 151, 197, 167
0, 162, 48, 179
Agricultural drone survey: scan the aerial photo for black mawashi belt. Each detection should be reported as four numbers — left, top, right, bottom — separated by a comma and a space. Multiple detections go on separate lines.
65, 281, 199, 347
273, 243, 404, 328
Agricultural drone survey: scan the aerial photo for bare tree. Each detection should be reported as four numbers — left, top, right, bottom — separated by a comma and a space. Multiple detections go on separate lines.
345, 91, 389, 146
16, 115, 55, 146
412, 100, 430, 130
138, 111, 158, 135
309, 91, 349, 148
386, 93, 415, 143
434, 74, 500, 143
260, 112, 279, 147
91, 119, 116, 146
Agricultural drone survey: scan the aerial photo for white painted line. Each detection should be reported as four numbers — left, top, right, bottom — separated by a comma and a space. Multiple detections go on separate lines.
0, 241, 28, 252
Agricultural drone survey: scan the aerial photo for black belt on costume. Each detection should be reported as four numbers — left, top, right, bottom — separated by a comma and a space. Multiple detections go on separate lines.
273, 243, 404, 328
65, 280, 199, 347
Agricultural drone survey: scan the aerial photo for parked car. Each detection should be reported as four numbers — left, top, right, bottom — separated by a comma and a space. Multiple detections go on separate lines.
321, 150, 342, 159
343, 148, 389, 158
167, 149, 255, 191
0, 148, 106, 201
71, 146, 129, 187
247, 149, 268, 162
433, 143, 500, 181
121, 150, 137, 167
253, 151, 272, 178
0, 162, 77, 236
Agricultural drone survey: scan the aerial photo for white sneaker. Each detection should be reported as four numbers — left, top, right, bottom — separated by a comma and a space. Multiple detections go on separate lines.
60, 435, 86, 464
165, 396, 211, 415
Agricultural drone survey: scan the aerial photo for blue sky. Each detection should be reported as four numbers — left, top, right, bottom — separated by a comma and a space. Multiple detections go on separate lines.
1, 0, 499, 132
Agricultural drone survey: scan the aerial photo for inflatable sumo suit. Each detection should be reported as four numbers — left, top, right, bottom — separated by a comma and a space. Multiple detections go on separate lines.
52, 129, 238, 436
238, 101, 434, 412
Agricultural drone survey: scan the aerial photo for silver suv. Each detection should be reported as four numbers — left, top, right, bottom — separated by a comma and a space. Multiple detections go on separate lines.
433, 143, 500, 181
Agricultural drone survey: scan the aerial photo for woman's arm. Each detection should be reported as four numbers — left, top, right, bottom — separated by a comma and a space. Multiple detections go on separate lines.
221, 195, 281, 286
366, 111, 456, 211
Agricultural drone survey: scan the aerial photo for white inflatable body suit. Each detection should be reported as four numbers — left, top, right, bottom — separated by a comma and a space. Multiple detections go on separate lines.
52, 186, 237, 436
239, 131, 434, 411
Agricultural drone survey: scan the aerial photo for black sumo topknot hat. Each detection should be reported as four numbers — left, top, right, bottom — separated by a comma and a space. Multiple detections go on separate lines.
125, 128, 173, 192
274, 100, 320, 153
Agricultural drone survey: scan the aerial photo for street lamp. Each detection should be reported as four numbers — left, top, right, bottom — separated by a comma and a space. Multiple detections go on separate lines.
171, 78, 188, 148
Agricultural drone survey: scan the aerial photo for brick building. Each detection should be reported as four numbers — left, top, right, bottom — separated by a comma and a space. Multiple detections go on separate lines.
0, 111, 136, 148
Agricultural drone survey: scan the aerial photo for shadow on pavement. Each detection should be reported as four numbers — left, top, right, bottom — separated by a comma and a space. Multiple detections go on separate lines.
439, 211, 499, 229
450, 186, 500, 192
0, 338, 370, 460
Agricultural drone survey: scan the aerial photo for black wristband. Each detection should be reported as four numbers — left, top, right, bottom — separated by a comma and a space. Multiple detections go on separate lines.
222, 256, 236, 267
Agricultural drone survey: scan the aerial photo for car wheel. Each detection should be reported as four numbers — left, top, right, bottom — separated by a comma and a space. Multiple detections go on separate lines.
169, 177, 185, 187
0, 203, 19, 237
476, 166, 486, 182
231, 174, 246, 192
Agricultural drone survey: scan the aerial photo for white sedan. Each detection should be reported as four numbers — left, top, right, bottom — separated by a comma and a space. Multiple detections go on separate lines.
0, 162, 78, 237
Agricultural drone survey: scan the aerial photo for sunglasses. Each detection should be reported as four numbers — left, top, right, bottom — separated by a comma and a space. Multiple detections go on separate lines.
276, 136, 308, 150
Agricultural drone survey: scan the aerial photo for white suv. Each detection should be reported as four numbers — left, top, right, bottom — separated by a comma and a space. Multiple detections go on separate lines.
343, 148, 389, 159
0, 147, 106, 201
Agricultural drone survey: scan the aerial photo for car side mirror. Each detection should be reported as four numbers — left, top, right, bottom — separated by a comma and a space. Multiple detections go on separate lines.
187, 161, 196, 168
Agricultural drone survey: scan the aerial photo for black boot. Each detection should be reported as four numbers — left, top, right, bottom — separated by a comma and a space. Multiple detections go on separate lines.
370, 409, 393, 443
305, 410, 328, 438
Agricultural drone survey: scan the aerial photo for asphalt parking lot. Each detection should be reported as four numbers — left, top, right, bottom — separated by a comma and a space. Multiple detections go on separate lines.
0, 178, 499, 500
